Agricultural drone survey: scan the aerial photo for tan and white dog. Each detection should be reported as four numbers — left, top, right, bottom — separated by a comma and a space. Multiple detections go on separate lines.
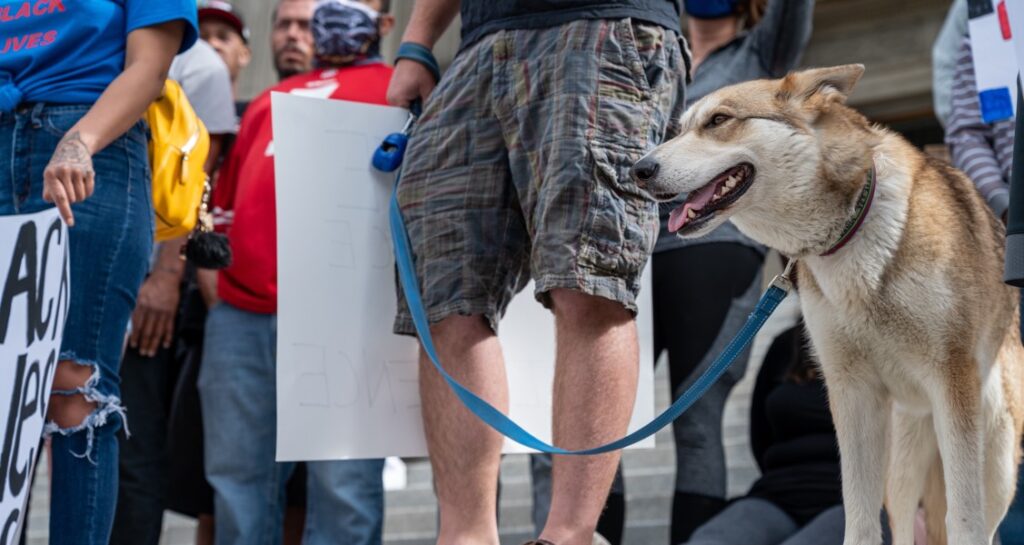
632, 64, 1024, 545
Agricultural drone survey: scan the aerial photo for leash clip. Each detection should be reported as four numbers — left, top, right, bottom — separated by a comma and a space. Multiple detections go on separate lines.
372, 110, 419, 173
770, 259, 796, 293
400, 111, 416, 134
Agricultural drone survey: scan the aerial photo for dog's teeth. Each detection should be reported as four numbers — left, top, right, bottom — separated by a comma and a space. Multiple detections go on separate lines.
687, 209, 696, 219
726, 177, 737, 189
712, 193, 720, 201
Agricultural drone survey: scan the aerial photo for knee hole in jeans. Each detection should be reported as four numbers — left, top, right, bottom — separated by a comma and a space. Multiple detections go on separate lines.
45, 359, 127, 462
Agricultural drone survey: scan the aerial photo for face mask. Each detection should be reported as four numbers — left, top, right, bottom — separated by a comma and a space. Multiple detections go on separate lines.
312, 0, 381, 65
684, 0, 740, 19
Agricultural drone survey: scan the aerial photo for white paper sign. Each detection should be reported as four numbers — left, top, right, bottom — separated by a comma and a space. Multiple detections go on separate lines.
272, 93, 655, 460
0, 209, 69, 545
1005, 0, 1024, 86
968, 0, 1018, 122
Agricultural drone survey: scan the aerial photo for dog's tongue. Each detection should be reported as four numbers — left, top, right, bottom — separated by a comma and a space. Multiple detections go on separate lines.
667, 181, 719, 233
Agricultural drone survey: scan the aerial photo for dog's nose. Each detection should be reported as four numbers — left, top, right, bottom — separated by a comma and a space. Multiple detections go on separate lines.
632, 158, 659, 185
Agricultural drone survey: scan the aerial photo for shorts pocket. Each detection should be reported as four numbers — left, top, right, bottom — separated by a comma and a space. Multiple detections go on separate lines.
580, 143, 659, 276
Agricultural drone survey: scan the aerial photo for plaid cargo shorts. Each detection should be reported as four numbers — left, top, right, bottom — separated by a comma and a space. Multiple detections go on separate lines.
394, 18, 689, 335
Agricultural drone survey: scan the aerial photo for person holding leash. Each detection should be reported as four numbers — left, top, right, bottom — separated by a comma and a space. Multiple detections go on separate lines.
386, 1, 689, 544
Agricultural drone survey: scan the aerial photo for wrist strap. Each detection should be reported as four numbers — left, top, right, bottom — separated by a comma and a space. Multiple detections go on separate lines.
396, 42, 441, 83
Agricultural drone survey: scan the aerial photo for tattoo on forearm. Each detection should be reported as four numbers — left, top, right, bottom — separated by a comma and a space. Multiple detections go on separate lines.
49, 131, 92, 172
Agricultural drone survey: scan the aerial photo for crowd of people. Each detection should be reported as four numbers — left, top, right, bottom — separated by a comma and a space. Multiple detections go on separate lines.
2, 0, 1023, 544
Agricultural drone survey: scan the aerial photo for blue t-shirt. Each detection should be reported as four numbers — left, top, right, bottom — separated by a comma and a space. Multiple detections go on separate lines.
0, 0, 199, 112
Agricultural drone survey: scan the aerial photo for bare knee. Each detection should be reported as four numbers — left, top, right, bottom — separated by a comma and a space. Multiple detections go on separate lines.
430, 314, 494, 346
48, 360, 98, 429
549, 289, 632, 328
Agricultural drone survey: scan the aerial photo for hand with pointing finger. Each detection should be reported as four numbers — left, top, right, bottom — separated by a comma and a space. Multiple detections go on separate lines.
43, 130, 96, 227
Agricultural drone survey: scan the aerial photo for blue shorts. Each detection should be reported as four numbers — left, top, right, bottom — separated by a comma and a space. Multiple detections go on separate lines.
0, 102, 153, 432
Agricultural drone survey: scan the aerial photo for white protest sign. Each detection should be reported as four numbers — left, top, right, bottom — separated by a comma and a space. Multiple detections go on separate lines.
272, 93, 655, 460
1005, 0, 1024, 87
968, 0, 1018, 122
0, 208, 69, 545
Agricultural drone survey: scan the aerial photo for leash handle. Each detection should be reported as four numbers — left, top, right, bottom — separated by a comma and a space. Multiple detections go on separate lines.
380, 114, 793, 455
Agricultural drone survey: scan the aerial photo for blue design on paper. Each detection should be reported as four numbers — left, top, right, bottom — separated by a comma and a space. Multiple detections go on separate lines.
980, 87, 1014, 123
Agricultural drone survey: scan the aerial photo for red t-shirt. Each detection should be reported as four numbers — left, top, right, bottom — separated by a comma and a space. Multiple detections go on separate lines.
213, 63, 394, 314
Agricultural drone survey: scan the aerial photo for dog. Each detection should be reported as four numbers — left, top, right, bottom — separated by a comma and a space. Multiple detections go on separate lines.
631, 64, 1024, 545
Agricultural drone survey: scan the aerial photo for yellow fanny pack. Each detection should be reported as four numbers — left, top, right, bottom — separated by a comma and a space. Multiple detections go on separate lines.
144, 79, 210, 243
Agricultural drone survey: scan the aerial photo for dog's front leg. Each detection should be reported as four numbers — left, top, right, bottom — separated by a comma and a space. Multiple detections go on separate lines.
886, 409, 936, 545
825, 369, 891, 545
931, 367, 987, 544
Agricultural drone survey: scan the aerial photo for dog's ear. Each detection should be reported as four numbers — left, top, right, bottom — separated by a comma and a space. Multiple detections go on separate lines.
779, 64, 865, 104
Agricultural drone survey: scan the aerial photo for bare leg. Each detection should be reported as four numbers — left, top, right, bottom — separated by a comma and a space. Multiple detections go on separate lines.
48, 360, 97, 427
421, 315, 509, 545
541, 289, 640, 545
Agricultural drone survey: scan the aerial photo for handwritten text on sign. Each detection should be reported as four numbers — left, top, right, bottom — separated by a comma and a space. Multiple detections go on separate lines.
0, 209, 69, 545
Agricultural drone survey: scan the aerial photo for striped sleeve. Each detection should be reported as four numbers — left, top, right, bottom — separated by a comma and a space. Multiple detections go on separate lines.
945, 37, 1011, 218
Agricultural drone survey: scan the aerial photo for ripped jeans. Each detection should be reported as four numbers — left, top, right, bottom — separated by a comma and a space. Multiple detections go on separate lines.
0, 103, 152, 545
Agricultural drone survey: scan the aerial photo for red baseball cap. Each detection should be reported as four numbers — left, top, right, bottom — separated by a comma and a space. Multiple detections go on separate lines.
198, 0, 251, 43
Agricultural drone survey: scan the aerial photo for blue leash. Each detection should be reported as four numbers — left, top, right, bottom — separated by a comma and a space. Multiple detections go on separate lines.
374, 112, 794, 455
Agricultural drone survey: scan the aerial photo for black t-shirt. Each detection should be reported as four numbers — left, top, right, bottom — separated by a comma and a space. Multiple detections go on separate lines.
460, 1, 682, 48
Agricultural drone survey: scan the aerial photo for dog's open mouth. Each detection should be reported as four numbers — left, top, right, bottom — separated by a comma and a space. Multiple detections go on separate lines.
668, 163, 755, 233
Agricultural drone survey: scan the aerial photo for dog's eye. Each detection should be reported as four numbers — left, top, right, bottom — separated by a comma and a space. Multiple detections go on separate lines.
706, 114, 730, 128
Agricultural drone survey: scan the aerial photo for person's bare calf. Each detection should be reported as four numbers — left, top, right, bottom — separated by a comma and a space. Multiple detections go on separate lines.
540, 289, 640, 545
421, 314, 509, 545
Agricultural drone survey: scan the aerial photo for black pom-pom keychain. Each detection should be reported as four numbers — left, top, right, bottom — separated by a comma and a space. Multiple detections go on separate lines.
181, 180, 232, 269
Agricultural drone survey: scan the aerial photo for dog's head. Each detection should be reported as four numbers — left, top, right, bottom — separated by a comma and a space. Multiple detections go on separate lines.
634, 64, 876, 253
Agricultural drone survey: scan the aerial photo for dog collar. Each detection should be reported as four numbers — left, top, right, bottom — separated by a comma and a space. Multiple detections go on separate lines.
820, 165, 876, 257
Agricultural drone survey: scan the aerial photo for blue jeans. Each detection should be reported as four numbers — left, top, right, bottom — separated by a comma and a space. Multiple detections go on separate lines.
0, 103, 152, 545
198, 303, 385, 545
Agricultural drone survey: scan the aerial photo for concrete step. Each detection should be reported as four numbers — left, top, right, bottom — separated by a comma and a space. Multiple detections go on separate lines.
386, 517, 676, 545
386, 523, 675, 545
385, 488, 681, 536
